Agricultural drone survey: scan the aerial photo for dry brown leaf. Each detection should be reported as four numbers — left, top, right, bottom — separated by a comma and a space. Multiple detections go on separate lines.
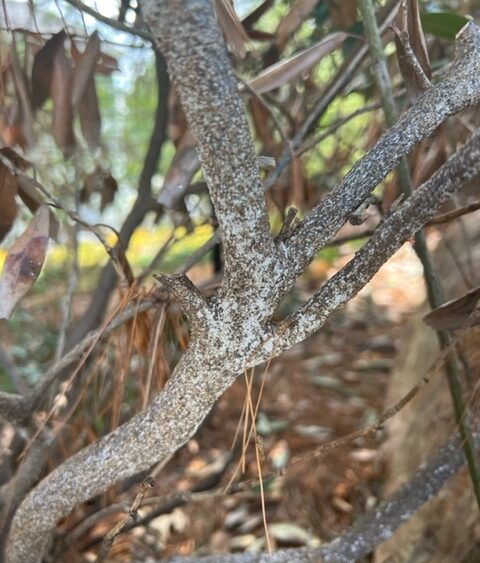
81, 166, 117, 210
249, 97, 273, 148
0, 163, 18, 242
0, 147, 32, 241
95, 51, 119, 75
31, 30, 66, 110
405, 0, 430, 79
1, 103, 27, 149
393, 0, 431, 100
423, 286, 480, 331
168, 87, 188, 146
51, 47, 75, 157
328, 0, 358, 29
247, 32, 347, 95
276, 0, 320, 51
214, 0, 250, 59
71, 32, 101, 110
157, 132, 200, 209
71, 39, 102, 150
0, 205, 49, 319
17, 177, 59, 239
10, 41, 35, 148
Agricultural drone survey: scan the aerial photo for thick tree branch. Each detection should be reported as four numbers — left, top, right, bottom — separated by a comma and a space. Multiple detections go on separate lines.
0, 392, 28, 426
164, 431, 473, 563
281, 22, 480, 288
141, 0, 277, 292
261, 129, 480, 359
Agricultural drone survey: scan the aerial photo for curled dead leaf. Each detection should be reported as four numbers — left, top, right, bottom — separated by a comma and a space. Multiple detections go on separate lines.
31, 30, 66, 110
0, 205, 50, 319
51, 47, 75, 157
81, 167, 117, 210
423, 286, 480, 331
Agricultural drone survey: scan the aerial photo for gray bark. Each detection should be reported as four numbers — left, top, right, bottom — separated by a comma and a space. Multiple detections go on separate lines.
5, 2, 480, 562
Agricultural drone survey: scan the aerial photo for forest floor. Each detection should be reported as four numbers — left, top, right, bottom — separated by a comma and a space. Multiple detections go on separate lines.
74, 244, 427, 562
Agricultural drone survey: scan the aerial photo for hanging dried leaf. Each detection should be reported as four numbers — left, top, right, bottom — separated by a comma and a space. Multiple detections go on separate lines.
51, 47, 75, 157
405, 0, 430, 79
100, 174, 117, 211
247, 32, 347, 95
0, 162, 18, 242
1, 103, 27, 148
10, 41, 35, 148
424, 286, 480, 331
31, 30, 66, 110
277, 0, 320, 51
168, 87, 188, 146
71, 32, 101, 109
214, 0, 250, 59
327, 0, 358, 29
95, 51, 119, 75
157, 133, 200, 209
0, 205, 49, 319
71, 39, 102, 150
0, 147, 32, 241
249, 97, 273, 148
393, 0, 431, 100
80, 167, 117, 210
17, 177, 59, 239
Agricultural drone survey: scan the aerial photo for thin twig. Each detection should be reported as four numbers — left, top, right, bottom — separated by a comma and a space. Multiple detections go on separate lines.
63, 0, 153, 42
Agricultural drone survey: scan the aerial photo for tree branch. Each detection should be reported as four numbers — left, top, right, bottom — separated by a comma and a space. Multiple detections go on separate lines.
281, 22, 480, 289
142, 0, 277, 293
63, 0, 153, 42
163, 430, 473, 563
260, 129, 480, 359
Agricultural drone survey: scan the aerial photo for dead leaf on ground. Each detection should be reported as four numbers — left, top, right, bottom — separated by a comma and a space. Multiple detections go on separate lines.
247, 32, 347, 95
0, 205, 50, 319
423, 286, 480, 331
31, 30, 66, 110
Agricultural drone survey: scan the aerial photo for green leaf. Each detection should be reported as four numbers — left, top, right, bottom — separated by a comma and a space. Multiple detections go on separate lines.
420, 12, 469, 40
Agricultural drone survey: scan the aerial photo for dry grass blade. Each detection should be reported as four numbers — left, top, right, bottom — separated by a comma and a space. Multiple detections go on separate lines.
247, 32, 347, 95
276, 0, 320, 51
214, 0, 250, 59
424, 285, 480, 331
0, 205, 49, 319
